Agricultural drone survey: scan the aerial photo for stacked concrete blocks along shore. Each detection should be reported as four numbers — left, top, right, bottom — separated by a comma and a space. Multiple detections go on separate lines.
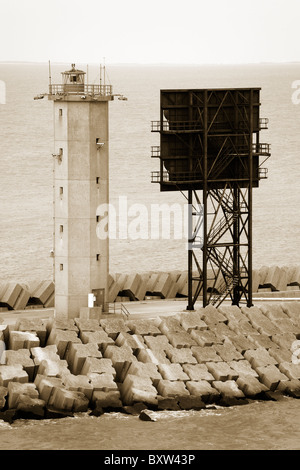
1, 266, 300, 313
0, 301, 300, 421
0, 280, 54, 312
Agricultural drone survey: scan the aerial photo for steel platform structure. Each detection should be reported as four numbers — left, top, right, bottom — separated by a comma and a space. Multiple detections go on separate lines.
151, 88, 270, 309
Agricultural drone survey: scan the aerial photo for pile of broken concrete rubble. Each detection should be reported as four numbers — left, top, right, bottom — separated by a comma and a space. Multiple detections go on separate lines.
0, 301, 300, 422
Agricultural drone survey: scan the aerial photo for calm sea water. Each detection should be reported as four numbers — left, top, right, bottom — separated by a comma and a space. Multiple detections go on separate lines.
0, 398, 300, 450
0, 62, 300, 450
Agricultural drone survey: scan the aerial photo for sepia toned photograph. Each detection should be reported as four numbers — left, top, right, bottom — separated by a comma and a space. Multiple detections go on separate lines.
0, 0, 299, 456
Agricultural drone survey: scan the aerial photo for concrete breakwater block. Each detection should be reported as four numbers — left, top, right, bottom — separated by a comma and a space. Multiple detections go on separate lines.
281, 302, 300, 323
15, 319, 48, 346
177, 311, 207, 332
159, 317, 186, 335
121, 362, 162, 386
0, 282, 27, 310
137, 348, 170, 365
168, 331, 197, 349
190, 329, 222, 347
115, 332, 146, 353
227, 319, 258, 336
247, 333, 276, 350
100, 318, 129, 339
34, 375, 63, 404
0, 386, 7, 409
206, 362, 239, 381
47, 318, 79, 334
143, 334, 171, 351
2, 349, 35, 381
288, 266, 300, 287
191, 346, 221, 363
7, 381, 39, 409
212, 380, 245, 398
259, 303, 286, 321
227, 335, 256, 354
37, 359, 70, 378
166, 347, 198, 364
156, 379, 189, 398
119, 274, 142, 301
243, 308, 279, 337
255, 365, 289, 391
28, 280, 54, 308
46, 328, 81, 359
186, 380, 220, 403
244, 348, 278, 369
91, 390, 123, 412
200, 305, 228, 325
8, 331, 40, 350
81, 357, 116, 377
259, 266, 288, 292
228, 360, 258, 378
88, 373, 118, 393
62, 374, 94, 400
50, 387, 89, 413
79, 330, 114, 353
151, 273, 173, 299
212, 344, 243, 362
74, 318, 102, 332
279, 362, 300, 380
120, 374, 158, 406
175, 272, 189, 297
236, 376, 268, 397
157, 363, 190, 381
31, 345, 60, 365
128, 319, 161, 336
0, 364, 28, 387
182, 363, 215, 382
103, 345, 137, 378
218, 305, 245, 323
178, 395, 206, 410
65, 343, 102, 375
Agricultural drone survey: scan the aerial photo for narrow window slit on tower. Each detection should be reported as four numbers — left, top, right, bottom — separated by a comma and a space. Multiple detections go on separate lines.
59, 187, 63, 196
59, 108, 63, 116
96, 254, 100, 261
96, 177, 100, 184
60, 225, 64, 233
60, 264, 63, 271
96, 216, 100, 223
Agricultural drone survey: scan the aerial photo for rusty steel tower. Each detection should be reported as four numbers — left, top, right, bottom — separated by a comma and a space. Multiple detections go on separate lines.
151, 88, 270, 309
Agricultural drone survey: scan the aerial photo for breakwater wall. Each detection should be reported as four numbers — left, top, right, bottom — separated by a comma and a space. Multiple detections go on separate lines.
1, 265, 300, 312
0, 301, 300, 422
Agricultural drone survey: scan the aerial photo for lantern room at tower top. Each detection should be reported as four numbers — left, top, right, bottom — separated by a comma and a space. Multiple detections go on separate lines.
48, 63, 114, 101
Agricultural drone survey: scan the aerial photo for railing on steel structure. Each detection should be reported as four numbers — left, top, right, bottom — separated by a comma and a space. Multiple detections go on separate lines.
151, 120, 203, 132
49, 83, 113, 96
151, 171, 204, 183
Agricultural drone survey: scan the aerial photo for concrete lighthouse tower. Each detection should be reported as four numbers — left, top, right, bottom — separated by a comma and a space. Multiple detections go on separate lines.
47, 63, 113, 319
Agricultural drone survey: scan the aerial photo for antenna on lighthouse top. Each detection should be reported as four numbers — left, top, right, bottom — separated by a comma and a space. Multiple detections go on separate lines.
49, 60, 52, 86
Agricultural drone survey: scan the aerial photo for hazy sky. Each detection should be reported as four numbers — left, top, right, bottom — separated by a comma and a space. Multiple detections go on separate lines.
0, 0, 299, 64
